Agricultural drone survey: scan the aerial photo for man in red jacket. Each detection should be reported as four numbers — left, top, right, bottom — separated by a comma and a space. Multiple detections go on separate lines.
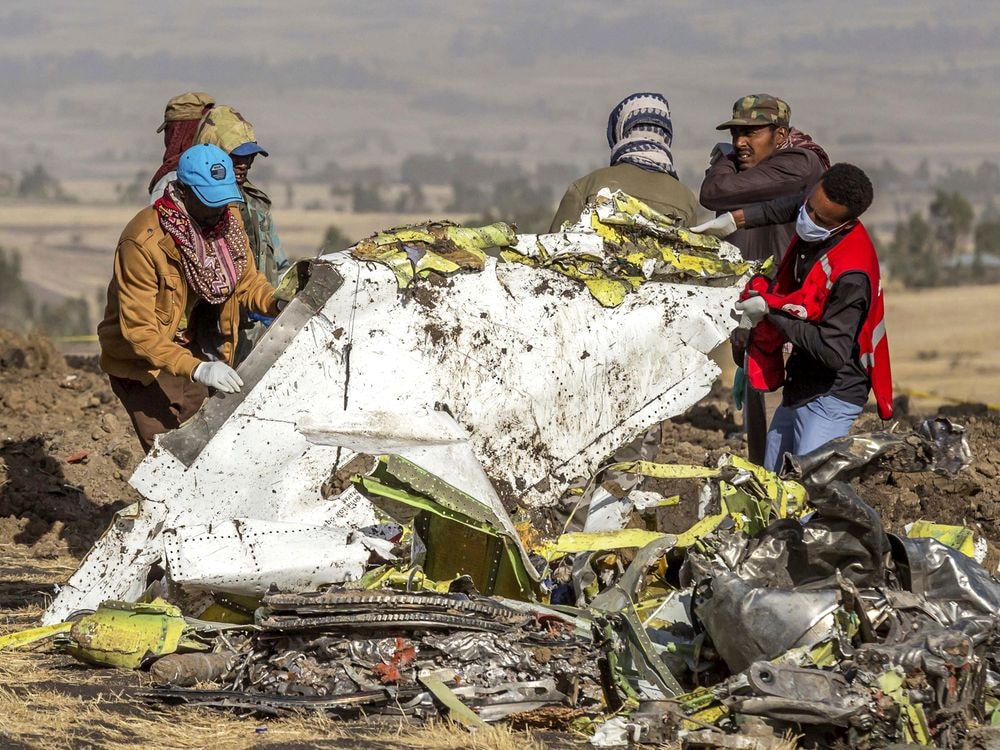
705, 164, 892, 472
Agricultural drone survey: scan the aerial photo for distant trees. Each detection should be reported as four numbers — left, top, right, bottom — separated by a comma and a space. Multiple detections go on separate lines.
928, 190, 974, 254
884, 190, 1000, 287
17, 164, 73, 202
320, 224, 352, 253
975, 219, 1000, 257
350, 182, 385, 212
115, 170, 149, 205
476, 177, 554, 234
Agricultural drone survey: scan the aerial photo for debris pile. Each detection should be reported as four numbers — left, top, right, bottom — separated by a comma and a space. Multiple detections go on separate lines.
4, 196, 1000, 747
150, 590, 601, 727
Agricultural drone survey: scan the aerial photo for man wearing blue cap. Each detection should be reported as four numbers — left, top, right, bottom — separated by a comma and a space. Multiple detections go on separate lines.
98, 143, 279, 452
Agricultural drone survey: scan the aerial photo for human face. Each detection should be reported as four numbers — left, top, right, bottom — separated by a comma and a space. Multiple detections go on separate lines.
178, 184, 227, 229
231, 153, 255, 187
730, 125, 788, 171
804, 183, 853, 229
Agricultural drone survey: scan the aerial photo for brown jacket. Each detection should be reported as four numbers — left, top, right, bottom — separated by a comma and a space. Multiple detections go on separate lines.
699, 148, 827, 263
549, 163, 698, 232
98, 205, 277, 384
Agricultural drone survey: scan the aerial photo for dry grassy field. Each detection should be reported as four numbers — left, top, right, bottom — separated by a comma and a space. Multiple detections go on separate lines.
884, 282, 1000, 409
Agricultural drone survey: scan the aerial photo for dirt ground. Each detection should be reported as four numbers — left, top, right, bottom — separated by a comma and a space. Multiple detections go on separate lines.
2, 327, 1000, 747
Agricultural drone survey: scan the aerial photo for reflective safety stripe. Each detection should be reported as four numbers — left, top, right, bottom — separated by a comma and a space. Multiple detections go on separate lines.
859, 352, 874, 369
871, 319, 886, 347
820, 254, 833, 290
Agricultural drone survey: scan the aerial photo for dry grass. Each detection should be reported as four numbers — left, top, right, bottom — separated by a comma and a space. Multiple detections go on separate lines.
0, 645, 564, 749
0, 674, 559, 750
0, 683, 347, 749
883, 282, 1000, 407
0, 544, 562, 750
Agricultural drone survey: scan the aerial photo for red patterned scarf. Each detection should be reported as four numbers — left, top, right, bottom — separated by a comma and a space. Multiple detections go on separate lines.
777, 127, 831, 169
148, 119, 204, 194
154, 183, 248, 304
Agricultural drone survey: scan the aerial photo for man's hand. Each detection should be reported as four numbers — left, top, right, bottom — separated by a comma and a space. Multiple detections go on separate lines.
710, 142, 735, 166
690, 212, 738, 238
194, 361, 243, 394
732, 295, 769, 328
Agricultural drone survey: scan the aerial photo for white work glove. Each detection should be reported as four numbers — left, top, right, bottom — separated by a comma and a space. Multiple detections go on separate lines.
710, 142, 735, 166
193, 361, 243, 394
690, 212, 738, 238
733, 295, 769, 328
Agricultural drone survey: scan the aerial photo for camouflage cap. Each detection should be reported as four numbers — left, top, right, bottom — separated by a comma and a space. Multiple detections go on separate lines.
195, 105, 268, 157
156, 91, 215, 132
715, 94, 790, 130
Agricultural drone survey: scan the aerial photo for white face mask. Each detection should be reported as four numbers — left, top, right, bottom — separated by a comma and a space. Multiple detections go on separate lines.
796, 203, 848, 243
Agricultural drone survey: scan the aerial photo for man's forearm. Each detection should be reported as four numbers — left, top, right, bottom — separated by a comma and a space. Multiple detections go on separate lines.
741, 193, 802, 229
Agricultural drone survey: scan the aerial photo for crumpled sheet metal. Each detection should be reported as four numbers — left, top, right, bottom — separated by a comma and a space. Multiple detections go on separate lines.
351, 221, 516, 288
785, 417, 971, 488
145, 588, 604, 724
693, 572, 841, 674
46, 247, 743, 623
725, 661, 869, 726
508, 190, 756, 307
890, 534, 1000, 623
161, 519, 390, 596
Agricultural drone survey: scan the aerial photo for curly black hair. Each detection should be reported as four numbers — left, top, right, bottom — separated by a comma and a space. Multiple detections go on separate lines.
820, 163, 874, 218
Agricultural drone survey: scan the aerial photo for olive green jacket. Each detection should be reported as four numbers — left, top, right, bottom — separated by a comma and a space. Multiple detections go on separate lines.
549, 163, 698, 232
240, 180, 288, 286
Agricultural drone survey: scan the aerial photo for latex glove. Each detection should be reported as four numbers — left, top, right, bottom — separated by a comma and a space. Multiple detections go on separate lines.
690, 212, 738, 238
194, 361, 243, 394
733, 295, 768, 327
710, 142, 735, 165
732, 366, 747, 410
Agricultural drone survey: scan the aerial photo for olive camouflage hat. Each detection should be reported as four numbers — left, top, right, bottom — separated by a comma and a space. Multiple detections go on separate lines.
715, 94, 790, 130
155, 91, 215, 133
195, 105, 269, 157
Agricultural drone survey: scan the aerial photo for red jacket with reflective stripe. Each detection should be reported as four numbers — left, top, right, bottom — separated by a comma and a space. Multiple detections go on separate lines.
742, 223, 893, 419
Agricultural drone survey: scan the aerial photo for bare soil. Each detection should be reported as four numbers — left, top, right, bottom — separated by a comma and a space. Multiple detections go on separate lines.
0, 329, 142, 557
652, 380, 1000, 541
2, 327, 999, 748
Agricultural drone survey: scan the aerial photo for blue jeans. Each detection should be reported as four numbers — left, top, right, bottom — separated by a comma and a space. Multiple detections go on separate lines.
763, 395, 864, 472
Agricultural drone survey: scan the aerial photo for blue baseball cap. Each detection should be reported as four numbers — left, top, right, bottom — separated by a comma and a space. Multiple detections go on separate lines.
230, 141, 269, 158
177, 144, 244, 208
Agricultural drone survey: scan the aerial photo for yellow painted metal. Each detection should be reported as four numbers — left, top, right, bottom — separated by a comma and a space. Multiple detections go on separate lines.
907, 520, 977, 558
61, 598, 186, 669
352, 221, 515, 288
538, 529, 671, 560
0, 622, 73, 651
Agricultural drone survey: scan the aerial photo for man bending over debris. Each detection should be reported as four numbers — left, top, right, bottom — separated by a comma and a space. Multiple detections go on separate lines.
548, 92, 698, 231
98, 144, 280, 452
701, 163, 893, 471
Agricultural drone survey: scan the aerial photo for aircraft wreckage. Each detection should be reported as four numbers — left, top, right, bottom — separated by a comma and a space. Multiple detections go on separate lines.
7, 191, 1000, 747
